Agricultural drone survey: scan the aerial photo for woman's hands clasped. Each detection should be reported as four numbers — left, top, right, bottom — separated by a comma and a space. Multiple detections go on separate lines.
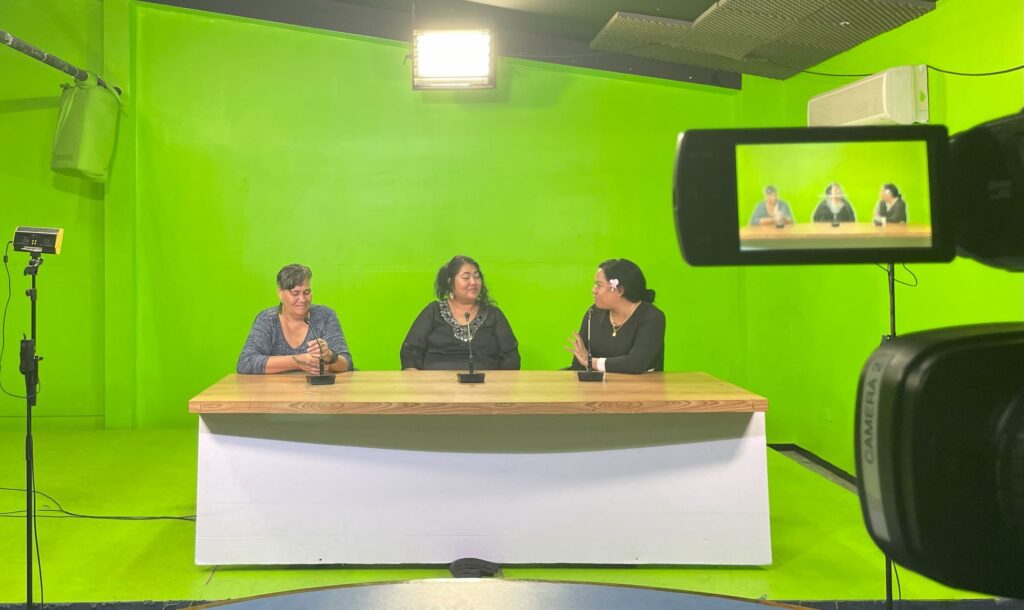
292, 338, 333, 374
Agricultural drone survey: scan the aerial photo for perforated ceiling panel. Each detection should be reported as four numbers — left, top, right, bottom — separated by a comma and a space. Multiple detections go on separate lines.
591, 0, 934, 79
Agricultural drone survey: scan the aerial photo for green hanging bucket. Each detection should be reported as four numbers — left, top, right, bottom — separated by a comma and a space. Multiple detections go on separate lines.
50, 72, 121, 183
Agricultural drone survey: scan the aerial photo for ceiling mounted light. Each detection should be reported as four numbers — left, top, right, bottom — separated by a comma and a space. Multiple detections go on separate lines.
412, 28, 495, 90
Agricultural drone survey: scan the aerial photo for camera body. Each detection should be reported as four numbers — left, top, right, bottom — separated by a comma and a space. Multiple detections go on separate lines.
673, 112, 1024, 597
856, 323, 1024, 598
948, 112, 1024, 271
674, 125, 955, 266
674, 115, 1024, 272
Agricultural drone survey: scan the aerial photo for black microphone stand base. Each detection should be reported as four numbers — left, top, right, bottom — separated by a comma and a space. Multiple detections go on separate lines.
577, 370, 604, 382
457, 372, 485, 383
306, 374, 336, 385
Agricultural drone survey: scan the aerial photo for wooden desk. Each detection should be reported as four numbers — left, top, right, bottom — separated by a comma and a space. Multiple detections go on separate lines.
740, 222, 931, 250
192, 371, 771, 566
189, 370, 767, 415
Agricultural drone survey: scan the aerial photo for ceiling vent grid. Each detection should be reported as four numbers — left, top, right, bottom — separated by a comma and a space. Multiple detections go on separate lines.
591, 0, 934, 79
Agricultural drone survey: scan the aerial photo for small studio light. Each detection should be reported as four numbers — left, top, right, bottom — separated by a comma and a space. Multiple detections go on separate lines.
14, 226, 63, 255
412, 29, 494, 90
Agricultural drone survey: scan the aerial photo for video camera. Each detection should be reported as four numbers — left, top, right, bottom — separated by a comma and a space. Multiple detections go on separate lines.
673, 112, 1024, 598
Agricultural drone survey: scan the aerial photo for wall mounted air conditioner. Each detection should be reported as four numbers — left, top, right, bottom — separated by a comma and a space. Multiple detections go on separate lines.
807, 65, 929, 127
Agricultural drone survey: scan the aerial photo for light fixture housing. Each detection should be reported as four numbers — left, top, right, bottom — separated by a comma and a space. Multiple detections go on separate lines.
13, 227, 63, 255
412, 28, 495, 90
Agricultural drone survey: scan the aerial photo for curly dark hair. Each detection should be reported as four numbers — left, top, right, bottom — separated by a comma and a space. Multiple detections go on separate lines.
434, 255, 492, 307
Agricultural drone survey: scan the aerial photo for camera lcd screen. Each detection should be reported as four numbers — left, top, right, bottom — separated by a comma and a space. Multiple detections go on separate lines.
736, 140, 931, 251
674, 125, 954, 266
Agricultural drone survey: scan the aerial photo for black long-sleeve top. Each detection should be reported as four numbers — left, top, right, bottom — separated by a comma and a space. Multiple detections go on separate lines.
874, 198, 908, 223
400, 301, 520, 370
811, 199, 857, 223
570, 302, 666, 374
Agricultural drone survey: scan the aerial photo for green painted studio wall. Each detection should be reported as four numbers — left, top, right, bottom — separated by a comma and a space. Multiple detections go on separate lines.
733, 0, 1024, 472
735, 140, 932, 225
3, 0, 1021, 463
0, 0, 106, 429
131, 4, 749, 427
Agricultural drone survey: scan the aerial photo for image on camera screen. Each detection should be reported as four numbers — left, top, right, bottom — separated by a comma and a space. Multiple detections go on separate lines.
736, 140, 932, 251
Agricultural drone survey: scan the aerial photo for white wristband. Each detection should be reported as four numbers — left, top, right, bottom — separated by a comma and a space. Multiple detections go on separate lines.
594, 357, 607, 372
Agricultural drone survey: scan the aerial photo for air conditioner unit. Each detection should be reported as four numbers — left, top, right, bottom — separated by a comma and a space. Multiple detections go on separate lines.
807, 65, 929, 127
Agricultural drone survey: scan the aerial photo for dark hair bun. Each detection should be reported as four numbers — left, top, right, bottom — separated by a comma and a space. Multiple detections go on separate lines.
599, 258, 651, 304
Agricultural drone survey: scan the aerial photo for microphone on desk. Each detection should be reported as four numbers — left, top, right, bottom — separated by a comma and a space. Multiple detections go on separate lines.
457, 311, 485, 384
304, 312, 336, 386
578, 306, 604, 382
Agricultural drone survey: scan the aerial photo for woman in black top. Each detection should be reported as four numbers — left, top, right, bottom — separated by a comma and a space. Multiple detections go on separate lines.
566, 259, 665, 374
811, 182, 857, 223
400, 255, 521, 370
873, 183, 908, 224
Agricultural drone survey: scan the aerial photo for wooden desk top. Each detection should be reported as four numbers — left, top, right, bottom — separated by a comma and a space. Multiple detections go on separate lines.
740, 222, 931, 249
740, 222, 931, 240
188, 371, 767, 415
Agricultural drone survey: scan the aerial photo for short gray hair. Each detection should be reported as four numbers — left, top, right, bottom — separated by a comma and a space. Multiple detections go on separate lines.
763, 185, 777, 195
276, 264, 312, 290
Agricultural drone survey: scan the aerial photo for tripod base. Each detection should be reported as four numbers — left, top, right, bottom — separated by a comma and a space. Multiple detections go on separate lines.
577, 370, 604, 382
457, 372, 485, 384
306, 374, 336, 385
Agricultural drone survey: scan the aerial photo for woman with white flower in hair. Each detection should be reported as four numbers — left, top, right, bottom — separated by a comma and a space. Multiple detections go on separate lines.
565, 258, 666, 374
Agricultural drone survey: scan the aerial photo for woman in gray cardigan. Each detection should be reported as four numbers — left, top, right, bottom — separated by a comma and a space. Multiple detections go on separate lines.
237, 264, 353, 375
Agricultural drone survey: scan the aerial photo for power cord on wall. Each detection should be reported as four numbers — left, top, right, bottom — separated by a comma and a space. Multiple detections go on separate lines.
772, 61, 1024, 79
1, 240, 35, 399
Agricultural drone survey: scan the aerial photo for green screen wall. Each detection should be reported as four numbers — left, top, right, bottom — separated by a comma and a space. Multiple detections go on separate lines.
2, 0, 1022, 478
128, 4, 752, 427
736, 140, 932, 225
0, 0, 107, 430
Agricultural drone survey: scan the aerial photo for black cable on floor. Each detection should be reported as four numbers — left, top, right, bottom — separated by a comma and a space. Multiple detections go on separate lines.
0, 487, 195, 522
768, 443, 857, 486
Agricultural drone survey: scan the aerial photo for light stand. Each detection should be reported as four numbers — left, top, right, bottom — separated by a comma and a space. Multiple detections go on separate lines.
10, 228, 60, 610
20, 253, 43, 610
881, 262, 896, 610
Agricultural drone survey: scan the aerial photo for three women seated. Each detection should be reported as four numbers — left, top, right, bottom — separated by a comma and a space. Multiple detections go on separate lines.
751, 183, 910, 226
238, 257, 665, 375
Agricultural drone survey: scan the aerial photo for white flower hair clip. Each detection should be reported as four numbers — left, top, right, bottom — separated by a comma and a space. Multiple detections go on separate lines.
608, 278, 620, 291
